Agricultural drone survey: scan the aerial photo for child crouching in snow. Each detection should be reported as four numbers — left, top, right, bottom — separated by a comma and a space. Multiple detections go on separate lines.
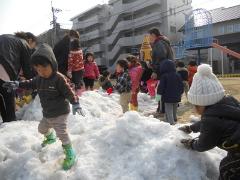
98, 70, 113, 91
3, 44, 83, 170
126, 55, 143, 111
115, 59, 132, 113
179, 64, 240, 180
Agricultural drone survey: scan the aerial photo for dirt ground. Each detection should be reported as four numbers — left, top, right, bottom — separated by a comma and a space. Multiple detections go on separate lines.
178, 78, 240, 123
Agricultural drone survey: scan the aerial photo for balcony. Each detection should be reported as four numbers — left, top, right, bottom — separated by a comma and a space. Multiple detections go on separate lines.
74, 16, 102, 30
91, 44, 105, 53
81, 29, 102, 41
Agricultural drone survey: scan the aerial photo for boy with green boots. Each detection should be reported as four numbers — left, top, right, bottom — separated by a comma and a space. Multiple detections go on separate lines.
3, 44, 83, 170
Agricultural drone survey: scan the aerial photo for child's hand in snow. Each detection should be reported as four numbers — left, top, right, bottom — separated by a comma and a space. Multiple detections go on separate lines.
181, 139, 194, 149
178, 126, 192, 134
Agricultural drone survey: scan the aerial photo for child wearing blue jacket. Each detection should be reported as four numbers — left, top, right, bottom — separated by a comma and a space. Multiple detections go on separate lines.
157, 60, 183, 125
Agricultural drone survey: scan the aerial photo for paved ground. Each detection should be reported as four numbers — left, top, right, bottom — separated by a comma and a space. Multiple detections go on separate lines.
178, 78, 240, 123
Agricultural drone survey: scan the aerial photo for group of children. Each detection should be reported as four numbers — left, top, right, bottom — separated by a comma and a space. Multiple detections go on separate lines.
67, 39, 100, 93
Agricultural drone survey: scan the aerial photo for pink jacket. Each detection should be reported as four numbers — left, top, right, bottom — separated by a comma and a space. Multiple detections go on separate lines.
129, 64, 143, 92
84, 62, 100, 79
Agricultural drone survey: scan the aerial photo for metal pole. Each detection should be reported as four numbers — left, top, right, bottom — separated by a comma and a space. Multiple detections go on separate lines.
197, 49, 201, 65
221, 51, 224, 76
210, 48, 213, 67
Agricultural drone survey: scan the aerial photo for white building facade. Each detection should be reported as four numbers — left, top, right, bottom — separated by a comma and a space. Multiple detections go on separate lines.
71, 0, 192, 68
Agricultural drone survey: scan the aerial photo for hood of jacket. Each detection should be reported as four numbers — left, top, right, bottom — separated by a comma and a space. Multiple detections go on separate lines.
31, 43, 58, 72
204, 96, 240, 121
160, 59, 176, 75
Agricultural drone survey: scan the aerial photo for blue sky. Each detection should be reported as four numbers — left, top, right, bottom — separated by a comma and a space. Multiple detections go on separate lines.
0, 0, 239, 35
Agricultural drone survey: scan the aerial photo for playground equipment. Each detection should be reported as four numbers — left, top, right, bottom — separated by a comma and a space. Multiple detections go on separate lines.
140, 35, 152, 61
184, 8, 213, 64
174, 8, 240, 64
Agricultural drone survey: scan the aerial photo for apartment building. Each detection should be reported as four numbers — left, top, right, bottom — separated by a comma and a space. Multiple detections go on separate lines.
71, 0, 192, 68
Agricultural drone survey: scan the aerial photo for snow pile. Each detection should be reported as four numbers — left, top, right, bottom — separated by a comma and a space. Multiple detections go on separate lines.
0, 91, 225, 180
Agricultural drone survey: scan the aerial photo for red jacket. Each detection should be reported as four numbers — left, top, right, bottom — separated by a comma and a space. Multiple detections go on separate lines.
188, 65, 197, 86
129, 64, 143, 92
84, 61, 100, 79
68, 50, 84, 72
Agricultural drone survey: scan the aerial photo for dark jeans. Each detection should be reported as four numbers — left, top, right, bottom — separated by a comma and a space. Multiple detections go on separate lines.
219, 152, 240, 180
72, 70, 84, 89
84, 78, 95, 90
0, 79, 16, 122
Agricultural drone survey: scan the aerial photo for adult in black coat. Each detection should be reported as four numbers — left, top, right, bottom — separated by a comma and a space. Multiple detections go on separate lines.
179, 64, 240, 180
0, 32, 37, 122
149, 28, 174, 80
53, 30, 80, 76
149, 28, 174, 114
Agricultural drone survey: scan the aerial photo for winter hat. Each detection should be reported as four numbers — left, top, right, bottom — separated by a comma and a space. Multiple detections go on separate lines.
188, 64, 225, 106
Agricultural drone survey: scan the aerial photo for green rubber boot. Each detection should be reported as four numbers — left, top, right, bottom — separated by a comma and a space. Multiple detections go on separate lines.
41, 131, 56, 147
62, 144, 76, 170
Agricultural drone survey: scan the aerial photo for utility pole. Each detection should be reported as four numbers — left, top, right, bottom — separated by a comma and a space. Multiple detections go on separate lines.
50, 1, 62, 46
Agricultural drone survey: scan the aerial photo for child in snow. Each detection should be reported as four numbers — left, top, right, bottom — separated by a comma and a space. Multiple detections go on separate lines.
126, 55, 143, 111
3, 44, 83, 170
188, 61, 197, 87
156, 59, 183, 125
98, 70, 113, 91
176, 61, 189, 98
83, 52, 100, 91
179, 64, 240, 180
115, 59, 132, 113
67, 39, 84, 93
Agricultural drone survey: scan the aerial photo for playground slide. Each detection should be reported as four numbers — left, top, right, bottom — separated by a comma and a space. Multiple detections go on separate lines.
212, 43, 240, 59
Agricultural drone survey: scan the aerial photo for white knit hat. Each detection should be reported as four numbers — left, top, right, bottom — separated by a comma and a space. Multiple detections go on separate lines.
188, 64, 225, 106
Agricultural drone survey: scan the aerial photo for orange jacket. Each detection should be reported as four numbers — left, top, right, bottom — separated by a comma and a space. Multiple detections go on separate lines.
188, 65, 197, 86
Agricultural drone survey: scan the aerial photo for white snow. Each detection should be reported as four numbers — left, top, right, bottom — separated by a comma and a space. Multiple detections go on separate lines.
0, 91, 226, 180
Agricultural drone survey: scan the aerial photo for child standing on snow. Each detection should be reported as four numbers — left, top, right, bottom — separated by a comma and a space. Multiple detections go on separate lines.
3, 44, 83, 170
83, 52, 100, 91
115, 59, 132, 113
179, 64, 240, 180
126, 55, 143, 111
156, 59, 183, 125
98, 70, 113, 91
67, 39, 84, 93
176, 61, 189, 98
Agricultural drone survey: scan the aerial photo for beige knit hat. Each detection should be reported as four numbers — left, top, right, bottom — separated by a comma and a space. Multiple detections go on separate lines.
188, 64, 225, 106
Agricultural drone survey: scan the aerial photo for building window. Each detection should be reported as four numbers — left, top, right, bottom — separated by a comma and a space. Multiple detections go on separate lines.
170, 26, 177, 33
234, 24, 240, 33
227, 25, 234, 33
218, 26, 225, 35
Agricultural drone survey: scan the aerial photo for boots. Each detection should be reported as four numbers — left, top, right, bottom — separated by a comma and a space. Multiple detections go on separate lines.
41, 131, 56, 147
129, 103, 138, 111
62, 144, 76, 170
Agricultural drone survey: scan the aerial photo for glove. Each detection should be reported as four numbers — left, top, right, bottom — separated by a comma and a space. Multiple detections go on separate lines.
106, 87, 113, 95
178, 126, 192, 134
67, 71, 72, 79
181, 139, 194, 149
155, 94, 161, 102
2, 81, 19, 93
72, 103, 85, 116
